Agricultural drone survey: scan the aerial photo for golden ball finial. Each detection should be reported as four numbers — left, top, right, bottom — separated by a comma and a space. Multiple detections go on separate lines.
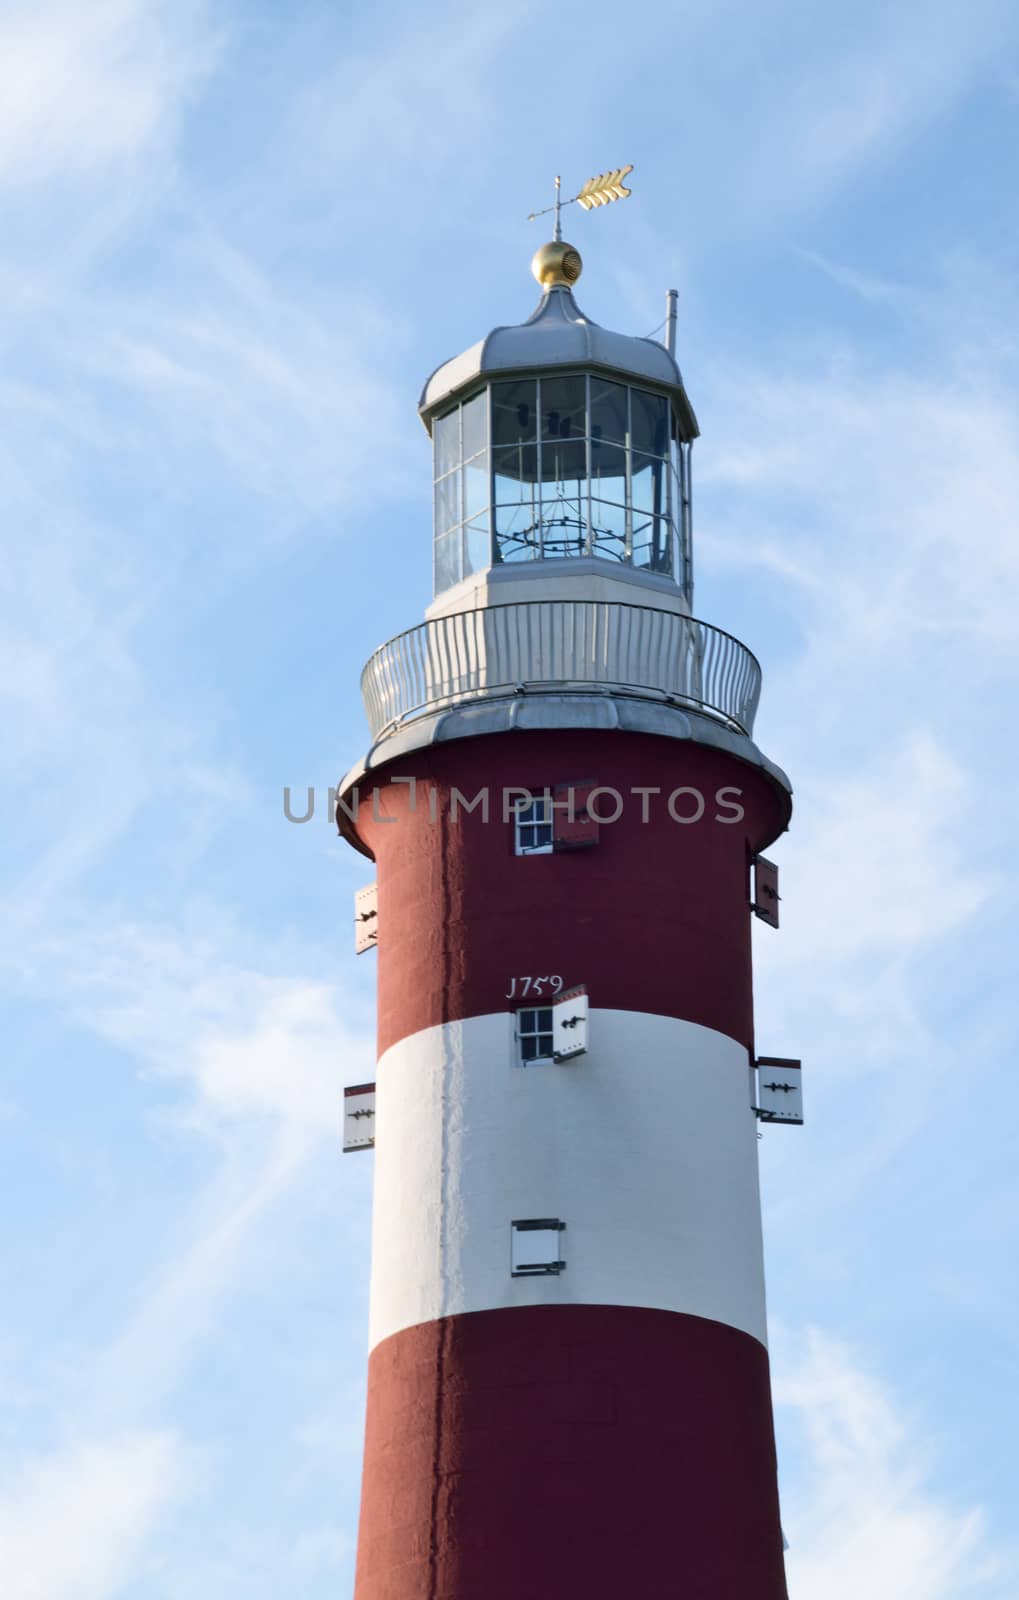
531, 239, 583, 289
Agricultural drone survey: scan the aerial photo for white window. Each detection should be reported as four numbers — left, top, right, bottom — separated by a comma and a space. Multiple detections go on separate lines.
511, 1218, 565, 1277
517, 1006, 555, 1064
514, 794, 553, 855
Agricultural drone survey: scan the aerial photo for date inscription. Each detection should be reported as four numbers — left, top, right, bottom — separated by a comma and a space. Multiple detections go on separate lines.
505, 975, 564, 999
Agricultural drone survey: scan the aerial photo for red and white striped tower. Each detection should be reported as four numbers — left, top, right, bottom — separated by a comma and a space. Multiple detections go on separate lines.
338, 232, 794, 1599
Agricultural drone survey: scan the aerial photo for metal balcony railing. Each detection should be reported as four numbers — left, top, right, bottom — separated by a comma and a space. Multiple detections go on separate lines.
360, 600, 761, 741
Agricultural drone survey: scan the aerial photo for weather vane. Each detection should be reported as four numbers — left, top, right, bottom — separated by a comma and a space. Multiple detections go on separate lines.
528, 166, 634, 241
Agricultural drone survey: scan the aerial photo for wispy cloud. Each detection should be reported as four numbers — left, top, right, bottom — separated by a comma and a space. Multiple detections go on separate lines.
771, 733, 987, 971
48, 925, 371, 1396
283, 1, 537, 202
775, 1328, 1013, 1598
0, 0, 217, 188
703, 354, 1019, 664
79, 931, 373, 1138
0, 926, 374, 1596
656, 0, 1019, 234
0, 1430, 192, 1600
703, 260, 1019, 1291
701, 258, 1019, 1034
58, 237, 409, 515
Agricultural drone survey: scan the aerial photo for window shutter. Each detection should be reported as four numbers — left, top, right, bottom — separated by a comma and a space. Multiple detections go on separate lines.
354, 882, 378, 953
343, 1082, 376, 1150
752, 856, 780, 928
754, 1058, 803, 1125
511, 1219, 566, 1276
553, 780, 600, 850
553, 984, 588, 1060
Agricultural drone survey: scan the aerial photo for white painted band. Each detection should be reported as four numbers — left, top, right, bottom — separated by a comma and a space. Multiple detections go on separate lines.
368, 1010, 769, 1352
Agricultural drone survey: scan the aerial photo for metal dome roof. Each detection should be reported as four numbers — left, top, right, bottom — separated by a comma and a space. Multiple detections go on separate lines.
418, 284, 699, 440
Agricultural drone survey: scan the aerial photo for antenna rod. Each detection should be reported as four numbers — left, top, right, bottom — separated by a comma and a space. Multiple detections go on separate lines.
665, 288, 678, 357
553, 175, 562, 242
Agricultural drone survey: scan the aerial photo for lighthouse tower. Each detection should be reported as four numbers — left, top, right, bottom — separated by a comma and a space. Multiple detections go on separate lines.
338, 224, 795, 1599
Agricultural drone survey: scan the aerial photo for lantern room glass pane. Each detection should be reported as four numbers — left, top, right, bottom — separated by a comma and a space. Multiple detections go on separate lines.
589, 439, 627, 502
540, 481, 587, 558
630, 388, 669, 457
631, 452, 666, 517
493, 441, 538, 487
433, 408, 460, 479
464, 516, 492, 576
434, 469, 460, 534
464, 451, 489, 521
493, 435, 539, 566
434, 528, 462, 591
461, 391, 488, 461
656, 520, 673, 575
495, 491, 540, 561
590, 500, 627, 559
540, 435, 586, 486
541, 375, 586, 442
589, 378, 628, 445
491, 379, 537, 447
633, 515, 671, 574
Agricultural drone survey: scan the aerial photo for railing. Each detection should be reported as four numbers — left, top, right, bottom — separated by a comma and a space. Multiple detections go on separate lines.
360, 600, 761, 740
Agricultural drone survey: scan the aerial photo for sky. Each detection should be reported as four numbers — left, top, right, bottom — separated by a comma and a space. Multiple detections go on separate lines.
2, 0, 1019, 1594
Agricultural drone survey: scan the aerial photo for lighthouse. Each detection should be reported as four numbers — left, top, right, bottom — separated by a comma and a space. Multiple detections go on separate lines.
337, 194, 798, 1598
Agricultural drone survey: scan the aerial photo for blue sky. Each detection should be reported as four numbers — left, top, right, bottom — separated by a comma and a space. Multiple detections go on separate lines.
3, 0, 1019, 1594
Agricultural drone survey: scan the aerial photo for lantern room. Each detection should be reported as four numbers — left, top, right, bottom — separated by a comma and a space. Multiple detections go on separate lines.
419, 240, 700, 605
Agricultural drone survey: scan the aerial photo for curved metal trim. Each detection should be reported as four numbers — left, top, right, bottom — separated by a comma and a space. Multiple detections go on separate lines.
334, 691, 792, 862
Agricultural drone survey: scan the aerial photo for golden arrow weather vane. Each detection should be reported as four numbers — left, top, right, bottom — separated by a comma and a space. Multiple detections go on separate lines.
528, 165, 634, 240
575, 167, 635, 210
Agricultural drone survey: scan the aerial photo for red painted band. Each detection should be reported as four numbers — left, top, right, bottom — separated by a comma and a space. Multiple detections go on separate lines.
354, 730, 787, 1056
353, 1303, 788, 1600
